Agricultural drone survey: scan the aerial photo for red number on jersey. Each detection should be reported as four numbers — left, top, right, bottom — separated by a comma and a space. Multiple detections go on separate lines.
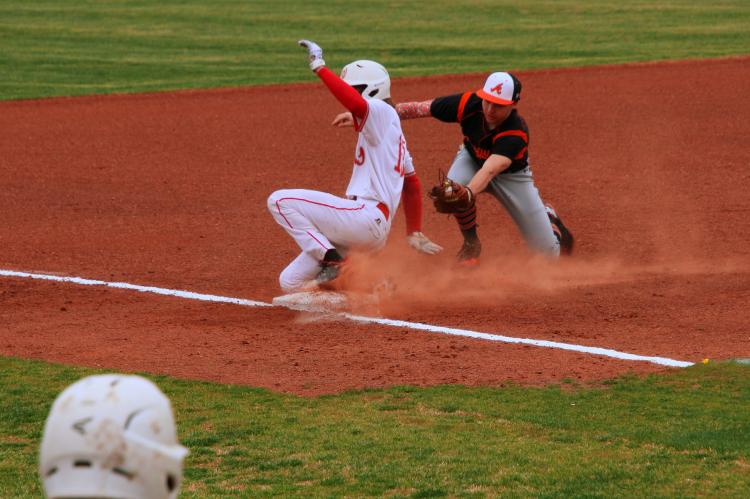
393, 136, 406, 177
354, 146, 365, 166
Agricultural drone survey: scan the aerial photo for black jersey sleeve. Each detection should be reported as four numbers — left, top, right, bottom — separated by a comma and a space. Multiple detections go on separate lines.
429, 93, 464, 123
492, 133, 528, 162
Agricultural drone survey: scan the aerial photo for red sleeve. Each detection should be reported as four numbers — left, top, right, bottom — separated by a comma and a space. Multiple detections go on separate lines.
315, 67, 368, 119
401, 173, 423, 234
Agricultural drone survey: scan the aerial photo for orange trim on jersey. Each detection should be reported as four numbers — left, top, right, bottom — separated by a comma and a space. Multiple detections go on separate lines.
465, 139, 491, 160
456, 92, 473, 122
493, 130, 528, 143
514, 146, 528, 160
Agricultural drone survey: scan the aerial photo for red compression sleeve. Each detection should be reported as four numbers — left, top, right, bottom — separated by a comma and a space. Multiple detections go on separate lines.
401, 174, 423, 234
315, 67, 368, 119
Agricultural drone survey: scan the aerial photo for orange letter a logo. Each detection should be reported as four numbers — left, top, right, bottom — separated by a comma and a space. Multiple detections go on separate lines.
490, 83, 503, 95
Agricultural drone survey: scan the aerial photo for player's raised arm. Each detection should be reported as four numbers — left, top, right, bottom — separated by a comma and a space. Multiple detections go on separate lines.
298, 40, 367, 120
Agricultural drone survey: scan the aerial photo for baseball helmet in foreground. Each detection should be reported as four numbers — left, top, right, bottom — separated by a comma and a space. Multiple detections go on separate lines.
340, 60, 391, 100
39, 374, 188, 499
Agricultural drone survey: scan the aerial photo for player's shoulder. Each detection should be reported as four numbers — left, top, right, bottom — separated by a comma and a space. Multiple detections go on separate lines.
367, 98, 396, 115
464, 92, 483, 110
503, 109, 528, 132
365, 99, 400, 125
433, 92, 473, 107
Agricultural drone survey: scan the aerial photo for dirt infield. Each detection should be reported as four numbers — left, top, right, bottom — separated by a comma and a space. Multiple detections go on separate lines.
1, 58, 749, 395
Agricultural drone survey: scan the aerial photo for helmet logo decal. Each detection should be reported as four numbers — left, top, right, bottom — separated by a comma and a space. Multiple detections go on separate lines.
354, 146, 365, 166
72, 417, 93, 435
490, 83, 503, 95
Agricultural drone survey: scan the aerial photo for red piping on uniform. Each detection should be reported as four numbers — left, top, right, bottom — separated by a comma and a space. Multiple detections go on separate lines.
305, 230, 329, 250
354, 103, 369, 132
394, 135, 404, 175
274, 197, 366, 229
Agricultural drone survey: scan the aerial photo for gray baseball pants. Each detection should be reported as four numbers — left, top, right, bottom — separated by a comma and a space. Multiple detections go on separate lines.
447, 146, 560, 257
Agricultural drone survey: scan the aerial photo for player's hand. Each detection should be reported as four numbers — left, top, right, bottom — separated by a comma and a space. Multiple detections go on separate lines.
332, 112, 354, 127
429, 171, 475, 214
407, 232, 443, 255
298, 39, 325, 71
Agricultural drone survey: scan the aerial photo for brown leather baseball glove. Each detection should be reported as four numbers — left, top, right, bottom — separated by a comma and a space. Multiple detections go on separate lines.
429, 171, 475, 214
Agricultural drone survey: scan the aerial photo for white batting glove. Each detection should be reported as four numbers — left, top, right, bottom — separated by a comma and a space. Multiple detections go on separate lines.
407, 232, 443, 255
298, 39, 325, 71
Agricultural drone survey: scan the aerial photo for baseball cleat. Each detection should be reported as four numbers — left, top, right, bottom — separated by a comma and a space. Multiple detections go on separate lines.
315, 260, 345, 287
315, 249, 348, 289
456, 239, 482, 266
546, 205, 574, 256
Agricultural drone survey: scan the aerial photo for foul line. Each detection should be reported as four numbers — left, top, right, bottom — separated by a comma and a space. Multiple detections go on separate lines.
0, 269, 271, 308
0, 269, 694, 368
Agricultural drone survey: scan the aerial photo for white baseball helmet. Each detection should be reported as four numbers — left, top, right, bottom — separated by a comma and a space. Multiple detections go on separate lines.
340, 60, 391, 100
39, 374, 188, 499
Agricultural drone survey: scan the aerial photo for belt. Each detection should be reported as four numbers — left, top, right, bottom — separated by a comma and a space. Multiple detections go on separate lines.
350, 195, 389, 221
376, 202, 390, 221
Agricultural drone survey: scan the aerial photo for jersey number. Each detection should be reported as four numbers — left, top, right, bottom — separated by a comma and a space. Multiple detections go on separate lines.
393, 136, 406, 177
354, 147, 365, 166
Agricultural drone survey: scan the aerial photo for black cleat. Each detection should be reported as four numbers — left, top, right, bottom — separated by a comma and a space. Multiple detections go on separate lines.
546, 205, 574, 256
316, 260, 344, 285
456, 239, 482, 266
315, 249, 347, 288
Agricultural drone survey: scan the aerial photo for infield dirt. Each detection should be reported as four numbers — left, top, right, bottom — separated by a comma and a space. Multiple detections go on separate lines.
1, 58, 749, 395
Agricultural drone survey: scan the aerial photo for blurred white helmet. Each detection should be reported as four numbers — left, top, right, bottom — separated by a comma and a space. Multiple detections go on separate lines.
340, 60, 391, 100
39, 374, 188, 499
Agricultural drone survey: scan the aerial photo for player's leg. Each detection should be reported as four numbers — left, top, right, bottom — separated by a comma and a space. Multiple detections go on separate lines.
268, 189, 389, 288
268, 189, 337, 261
446, 146, 482, 264
278, 251, 321, 292
487, 166, 562, 257
310, 198, 390, 286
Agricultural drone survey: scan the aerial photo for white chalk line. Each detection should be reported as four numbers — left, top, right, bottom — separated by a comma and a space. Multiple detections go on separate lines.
0, 269, 694, 368
0, 269, 271, 308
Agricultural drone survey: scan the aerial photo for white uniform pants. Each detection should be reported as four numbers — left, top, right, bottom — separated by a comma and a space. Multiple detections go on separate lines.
447, 146, 560, 257
267, 189, 391, 292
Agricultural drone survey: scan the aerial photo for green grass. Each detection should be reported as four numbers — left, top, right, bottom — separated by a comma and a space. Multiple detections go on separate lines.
1, 0, 749, 100
2, 357, 749, 497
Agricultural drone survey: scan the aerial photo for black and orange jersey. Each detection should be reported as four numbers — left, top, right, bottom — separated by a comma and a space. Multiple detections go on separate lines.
430, 92, 529, 174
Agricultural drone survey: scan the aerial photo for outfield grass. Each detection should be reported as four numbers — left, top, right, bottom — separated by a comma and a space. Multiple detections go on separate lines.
2, 357, 749, 497
1, 0, 749, 100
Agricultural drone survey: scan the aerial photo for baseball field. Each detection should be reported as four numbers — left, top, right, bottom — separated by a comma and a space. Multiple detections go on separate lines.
2, 0, 750, 496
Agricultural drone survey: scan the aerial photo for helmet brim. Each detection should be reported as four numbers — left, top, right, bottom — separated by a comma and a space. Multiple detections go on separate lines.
476, 89, 515, 106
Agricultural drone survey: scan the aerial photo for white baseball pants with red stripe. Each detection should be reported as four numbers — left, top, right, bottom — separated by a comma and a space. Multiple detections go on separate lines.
267, 189, 391, 292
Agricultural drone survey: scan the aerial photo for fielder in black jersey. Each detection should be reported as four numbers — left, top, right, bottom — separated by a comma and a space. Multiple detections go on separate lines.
430, 93, 530, 174
397, 71, 573, 263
